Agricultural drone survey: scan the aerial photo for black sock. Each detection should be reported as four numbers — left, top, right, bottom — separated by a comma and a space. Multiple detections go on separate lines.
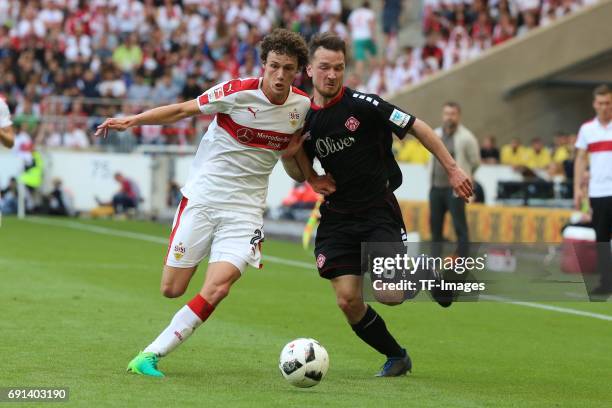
351, 305, 404, 358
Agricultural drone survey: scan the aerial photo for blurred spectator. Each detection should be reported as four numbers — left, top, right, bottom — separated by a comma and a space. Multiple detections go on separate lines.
500, 137, 527, 166
492, 12, 516, 45
480, 135, 500, 164
181, 75, 202, 102
152, 74, 181, 104
157, 0, 183, 40
382, 0, 402, 60
63, 122, 90, 149
394, 47, 420, 86
117, 0, 146, 35
317, 0, 342, 20
517, 11, 538, 36
366, 59, 393, 95
167, 180, 183, 208
36, 122, 63, 148
345, 72, 367, 93
42, 178, 74, 216
98, 67, 127, 98
96, 172, 140, 214
13, 124, 34, 167
0, 177, 18, 215
112, 33, 143, 73
421, 33, 444, 70
65, 24, 93, 63
320, 14, 348, 41
127, 73, 152, 101
552, 131, 570, 163
524, 137, 552, 169
562, 133, 578, 178
14, 99, 40, 134
348, 2, 377, 76
396, 135, 431, 165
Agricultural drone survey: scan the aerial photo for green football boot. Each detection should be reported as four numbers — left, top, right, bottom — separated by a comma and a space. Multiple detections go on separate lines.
127, 352, 165, 378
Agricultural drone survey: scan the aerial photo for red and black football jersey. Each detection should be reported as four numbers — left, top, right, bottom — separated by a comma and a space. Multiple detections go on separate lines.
303, 87, 416, 210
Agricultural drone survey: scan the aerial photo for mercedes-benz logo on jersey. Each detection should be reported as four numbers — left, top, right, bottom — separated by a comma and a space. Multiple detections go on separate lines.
345, 116, 360, 132
237, 128, 254, 143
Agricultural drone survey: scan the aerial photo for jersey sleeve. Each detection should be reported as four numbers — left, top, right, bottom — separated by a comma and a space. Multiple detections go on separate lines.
195, 79, 244, 115
575, 124, 588, 150
0, 99, 12, 128
355, 92, 416, 139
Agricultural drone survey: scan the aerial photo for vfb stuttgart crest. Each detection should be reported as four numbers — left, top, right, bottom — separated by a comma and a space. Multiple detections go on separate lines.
289, 108, 300, 127
345, 116, 360, 132
174, 242, 186, 260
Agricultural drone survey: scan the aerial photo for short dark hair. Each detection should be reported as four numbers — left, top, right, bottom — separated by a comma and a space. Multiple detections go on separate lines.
308, 32, 347, 60
260, 29, 309, 69
531, 137, 542, 144
443, 101, 461, 112
593, 84, 611, 97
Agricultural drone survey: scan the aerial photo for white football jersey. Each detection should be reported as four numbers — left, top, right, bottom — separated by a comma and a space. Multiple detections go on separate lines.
181, 77, 311, 215
575, 117, 612, 198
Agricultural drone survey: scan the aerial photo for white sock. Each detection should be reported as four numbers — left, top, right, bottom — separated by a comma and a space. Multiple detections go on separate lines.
144, 306, 203, 357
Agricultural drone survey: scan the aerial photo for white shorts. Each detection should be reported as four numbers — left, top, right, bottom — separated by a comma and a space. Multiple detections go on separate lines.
164, 197, 264, 273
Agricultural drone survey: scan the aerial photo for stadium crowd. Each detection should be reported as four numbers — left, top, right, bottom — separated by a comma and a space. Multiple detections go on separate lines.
0, 0, 600, 150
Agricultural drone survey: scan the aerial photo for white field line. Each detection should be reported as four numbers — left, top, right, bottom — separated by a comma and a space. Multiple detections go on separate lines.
481, 295, 612, 322
24, 217, 314, 269
24, 217, 612, 322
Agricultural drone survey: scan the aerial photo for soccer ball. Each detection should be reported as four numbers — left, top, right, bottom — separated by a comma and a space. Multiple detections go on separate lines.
279, 338, 329, 388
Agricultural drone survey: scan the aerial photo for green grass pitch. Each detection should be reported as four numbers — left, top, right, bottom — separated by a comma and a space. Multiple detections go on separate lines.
1, 216, 611, 407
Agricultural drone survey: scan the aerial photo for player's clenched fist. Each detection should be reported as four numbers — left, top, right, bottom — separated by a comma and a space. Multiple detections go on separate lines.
308, 173, 336, 196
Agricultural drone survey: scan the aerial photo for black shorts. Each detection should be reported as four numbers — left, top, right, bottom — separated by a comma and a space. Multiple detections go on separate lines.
314, 192, 407, 279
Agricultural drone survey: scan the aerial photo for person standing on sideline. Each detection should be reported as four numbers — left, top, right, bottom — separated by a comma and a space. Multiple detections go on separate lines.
347, 1, 377, 77
574, 85, 612, 296
429, 102, 480, 258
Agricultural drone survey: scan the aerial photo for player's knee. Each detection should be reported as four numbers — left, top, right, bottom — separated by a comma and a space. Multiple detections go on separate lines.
160, 283, 186, 298
336, 295, 364, 318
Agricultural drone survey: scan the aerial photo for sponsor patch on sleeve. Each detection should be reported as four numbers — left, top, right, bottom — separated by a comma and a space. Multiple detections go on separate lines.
207, 86, 225, 102
389, 108, 412, 128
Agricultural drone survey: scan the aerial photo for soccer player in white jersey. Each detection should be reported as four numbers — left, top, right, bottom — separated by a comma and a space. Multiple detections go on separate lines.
95, 29, 335, 377
0, 96, 15, 148
574, 85, 612, 297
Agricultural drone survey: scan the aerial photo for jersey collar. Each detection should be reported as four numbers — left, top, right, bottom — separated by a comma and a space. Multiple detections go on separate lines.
310, 86, 345, 110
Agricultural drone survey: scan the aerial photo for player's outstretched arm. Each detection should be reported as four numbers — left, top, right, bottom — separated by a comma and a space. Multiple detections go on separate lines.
410, 118, 473, 202
0, 126, 14, 148
94, 100, 200, 137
